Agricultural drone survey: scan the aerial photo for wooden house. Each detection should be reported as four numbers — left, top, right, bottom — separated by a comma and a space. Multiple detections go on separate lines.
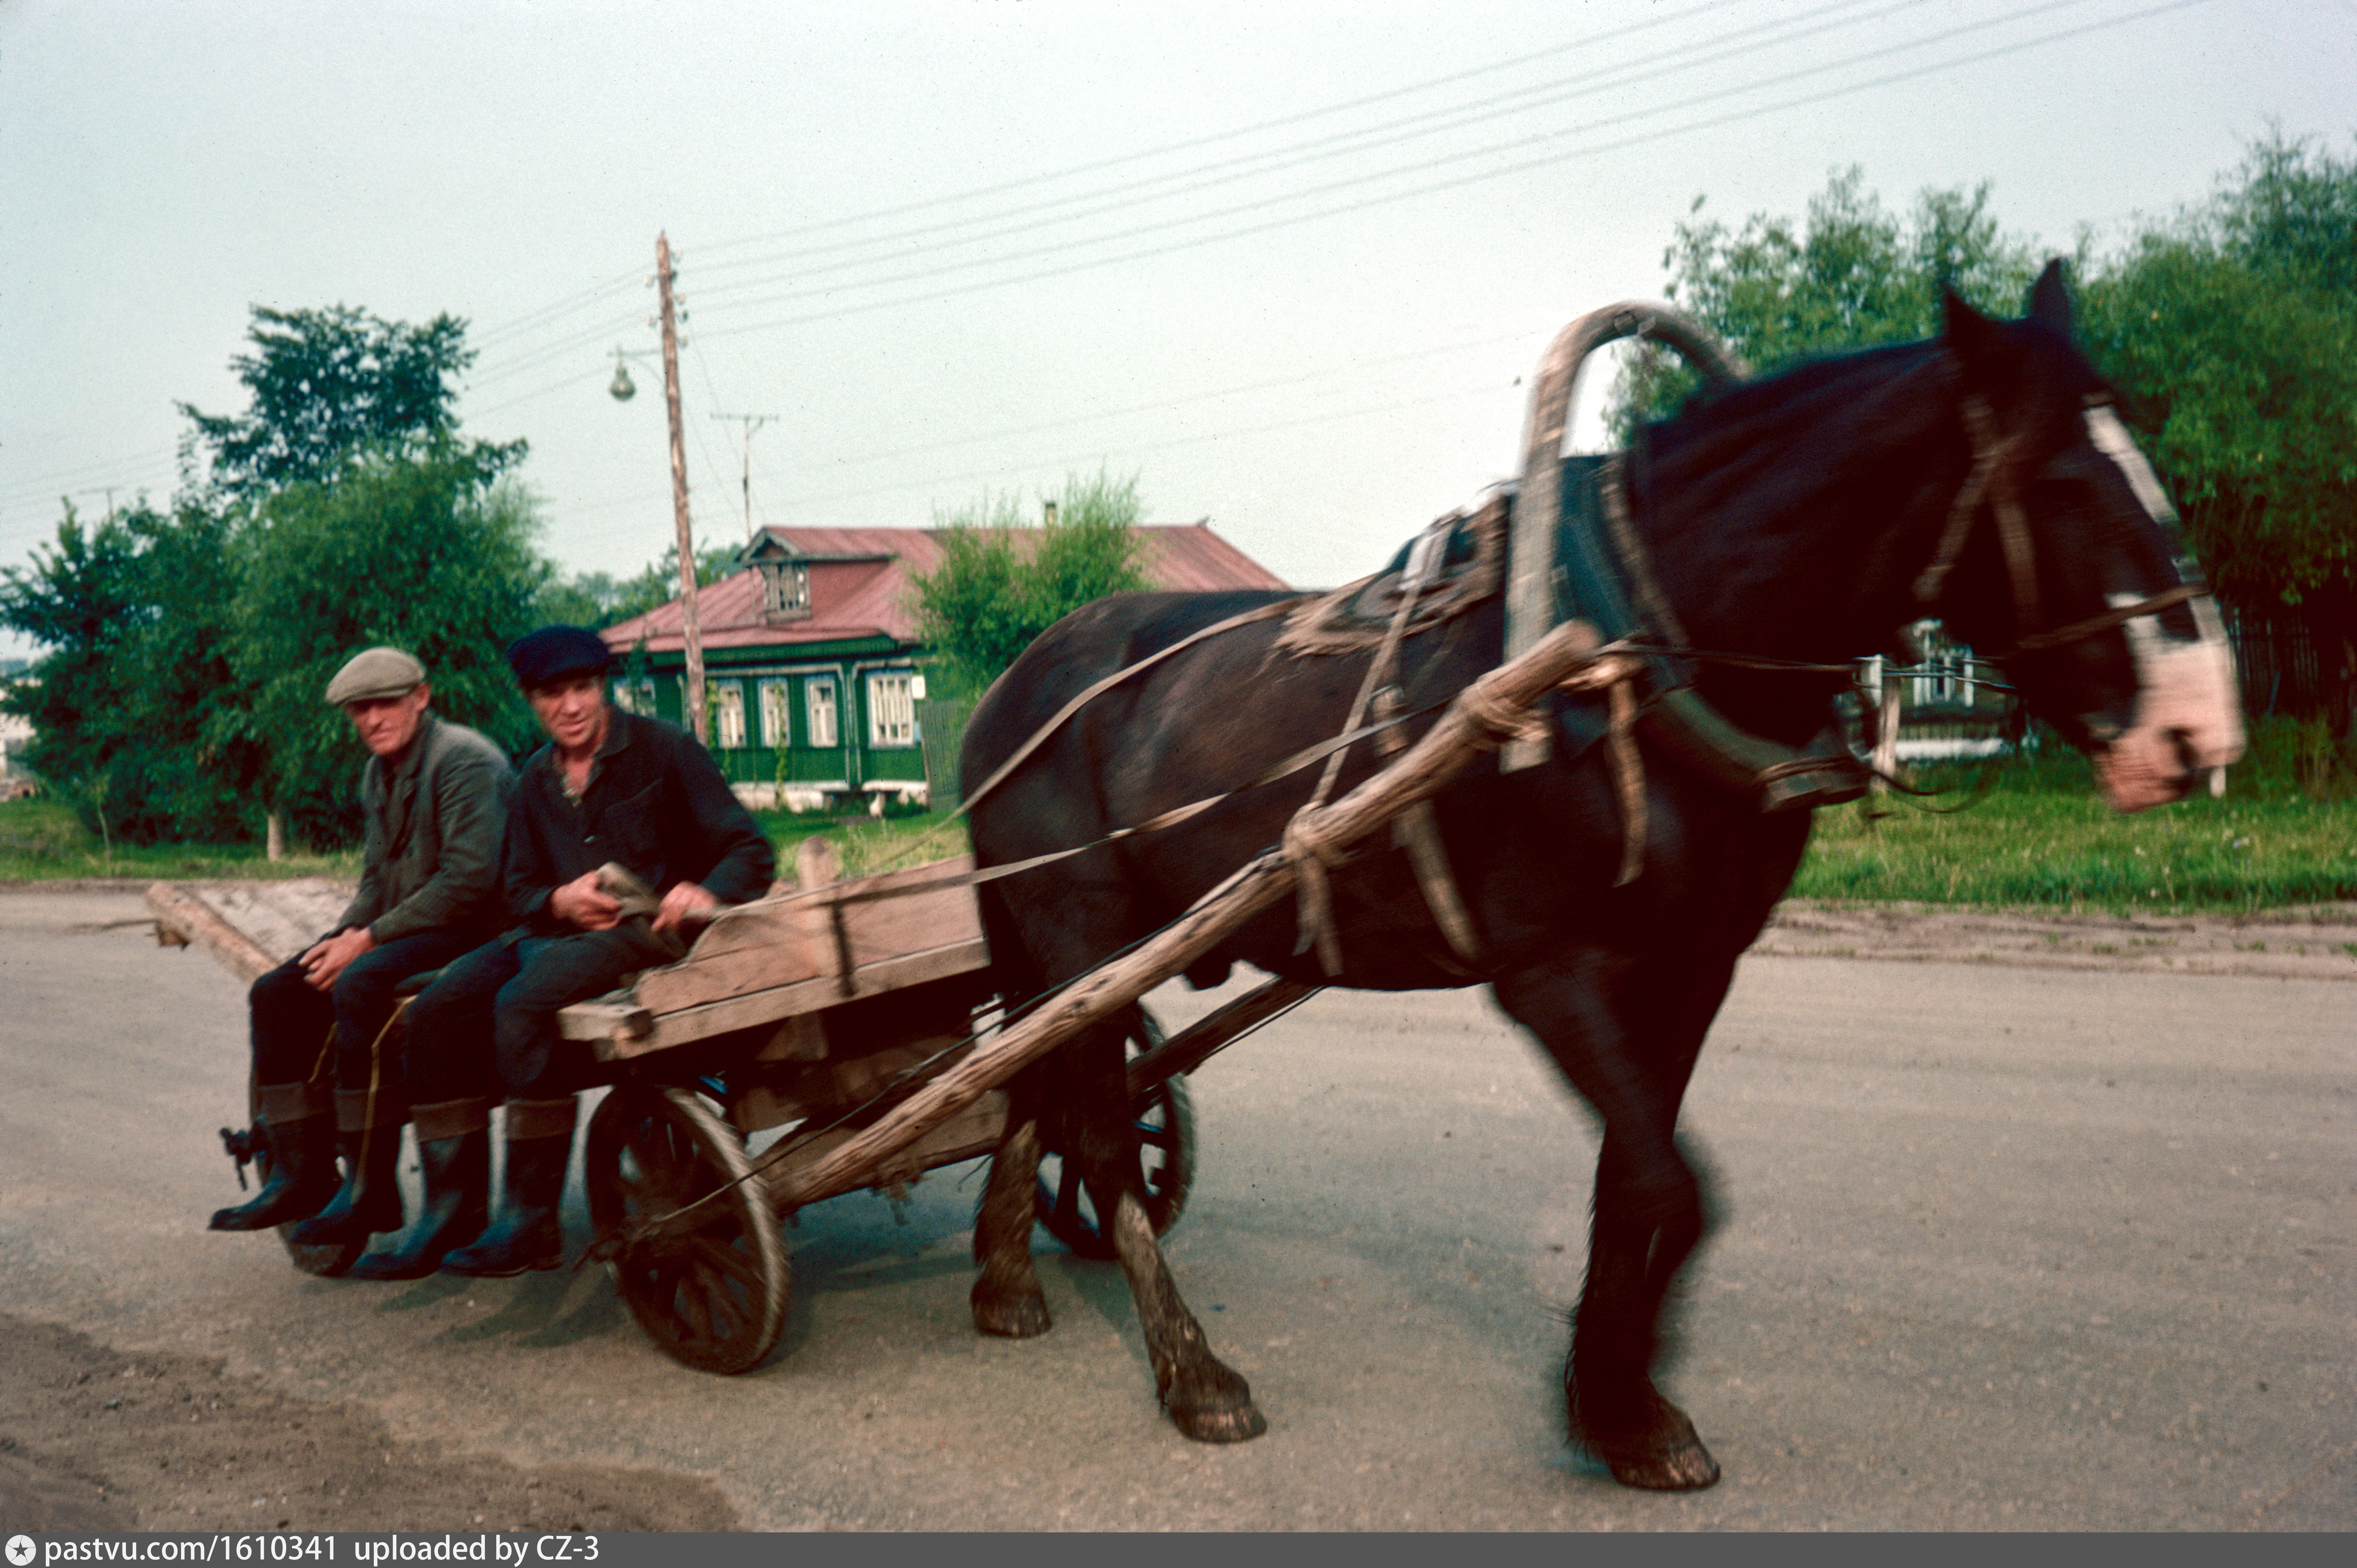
598, 523, 1287, 810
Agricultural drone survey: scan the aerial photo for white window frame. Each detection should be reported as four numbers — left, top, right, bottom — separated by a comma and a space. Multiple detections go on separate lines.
758, 678, 793, 747
866, 671, 917, 749
805, 675, 839, 749
612, 677, 659, 717
710, 679, 746, 749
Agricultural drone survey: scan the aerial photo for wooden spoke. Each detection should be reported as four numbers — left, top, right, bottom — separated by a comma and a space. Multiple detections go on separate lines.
586, 1085, 791, 1375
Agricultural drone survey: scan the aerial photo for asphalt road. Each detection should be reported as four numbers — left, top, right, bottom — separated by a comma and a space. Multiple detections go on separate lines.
1, 889, 2348, 1531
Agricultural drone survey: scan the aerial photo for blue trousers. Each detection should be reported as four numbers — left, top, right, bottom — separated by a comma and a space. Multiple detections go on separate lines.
404, 924, 676, 1103
247, 928, 483, 1091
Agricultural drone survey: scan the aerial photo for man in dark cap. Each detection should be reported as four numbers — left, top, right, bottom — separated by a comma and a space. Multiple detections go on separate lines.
366, 625, 774, 1279
210, 646, 514, 1250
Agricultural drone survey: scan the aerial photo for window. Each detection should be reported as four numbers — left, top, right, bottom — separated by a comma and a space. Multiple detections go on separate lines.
710, 680, 746, 749
612, 677, 658, 716
867, 672, 916, 748
758, 679, 793, 747
806, 676, 838, 748
759, 560, 811, 622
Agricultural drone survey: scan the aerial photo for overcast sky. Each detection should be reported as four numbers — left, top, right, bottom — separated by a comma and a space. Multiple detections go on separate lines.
3, 0, 2351, 658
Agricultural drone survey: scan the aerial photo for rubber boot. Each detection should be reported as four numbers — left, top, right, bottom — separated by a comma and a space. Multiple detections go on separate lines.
288, 1089, 406, 1248
210, 1083, 337, 1231
348, 1100, 494, 1281
442, 1097, 576, 1277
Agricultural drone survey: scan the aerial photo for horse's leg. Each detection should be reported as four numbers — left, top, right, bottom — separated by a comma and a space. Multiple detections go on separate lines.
1068, 1010, 1265, 1442
971, 1108, 1051, 1338
1493, 945, 1733, 1490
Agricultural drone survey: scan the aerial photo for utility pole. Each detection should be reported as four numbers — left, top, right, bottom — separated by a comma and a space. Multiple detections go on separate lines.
711, 413, 777, 546
656, 232, 707, 745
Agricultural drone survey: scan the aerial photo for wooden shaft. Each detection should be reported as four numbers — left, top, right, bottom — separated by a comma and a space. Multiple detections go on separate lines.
1124, 975, 1320, 1095
751, 617, 1605, 1218
144, 882, 276, 984
657, 232, 706, 745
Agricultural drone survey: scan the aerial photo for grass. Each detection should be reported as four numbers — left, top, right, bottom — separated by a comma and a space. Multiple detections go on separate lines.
0, 797, 361, 883
0, 792, 960, 888
1795, 720, 2356, 915
4, 715, 2348, 914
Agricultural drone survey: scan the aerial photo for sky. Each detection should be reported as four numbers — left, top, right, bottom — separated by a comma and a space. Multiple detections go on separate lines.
3, 0, 2352, 659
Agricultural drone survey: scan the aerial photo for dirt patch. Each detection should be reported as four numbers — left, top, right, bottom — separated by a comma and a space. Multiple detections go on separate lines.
0, 1314, 738, 1533
1760, 899, 2357, 980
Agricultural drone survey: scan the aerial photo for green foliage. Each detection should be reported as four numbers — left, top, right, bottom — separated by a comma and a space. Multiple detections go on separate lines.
0, 502, 256, 844
1616, 169, 2042, 431
4, 303, 556, 850
1796, 736, 2357, 913
0, 795, 359, 882
218, 462, 553, 846
179, 305, 521, 502
911, 468, 1152, 690
2074, 133, 2357, 732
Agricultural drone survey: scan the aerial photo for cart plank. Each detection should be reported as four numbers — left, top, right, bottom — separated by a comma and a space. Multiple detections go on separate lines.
563, 937, 991, 1057
146, 880, 354, 984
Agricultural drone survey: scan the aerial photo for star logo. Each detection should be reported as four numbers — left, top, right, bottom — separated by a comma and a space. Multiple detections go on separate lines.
6, 1534, 37, 1566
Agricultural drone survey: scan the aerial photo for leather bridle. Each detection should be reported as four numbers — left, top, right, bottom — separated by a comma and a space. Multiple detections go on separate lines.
1909, 393, 2209, 659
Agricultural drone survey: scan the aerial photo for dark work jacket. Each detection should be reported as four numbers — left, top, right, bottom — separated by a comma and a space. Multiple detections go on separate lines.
338, 713, 516, 944
502, 709, 776, 934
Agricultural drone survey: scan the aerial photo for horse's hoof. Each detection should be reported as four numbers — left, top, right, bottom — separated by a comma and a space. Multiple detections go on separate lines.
971, 1286, 1052, 1339
1162, 1363, 1268, 1443
1574, 1392, 1722, 1491
1167, 1396, 1268, 1444
1606, 1435, 1720, 1491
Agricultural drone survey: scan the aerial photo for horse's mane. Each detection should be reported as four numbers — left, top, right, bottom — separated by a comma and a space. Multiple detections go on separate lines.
1639, 338, 1959, 527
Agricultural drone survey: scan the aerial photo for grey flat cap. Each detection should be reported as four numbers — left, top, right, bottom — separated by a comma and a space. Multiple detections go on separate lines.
324, 647, 427, 706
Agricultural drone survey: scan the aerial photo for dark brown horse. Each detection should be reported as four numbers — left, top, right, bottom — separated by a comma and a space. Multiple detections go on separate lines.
957, 266, 2242, 1488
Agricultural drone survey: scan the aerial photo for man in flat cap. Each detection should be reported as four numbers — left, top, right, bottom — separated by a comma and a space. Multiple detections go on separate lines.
378, 625, 774, 1279
211, 647, 515, 1257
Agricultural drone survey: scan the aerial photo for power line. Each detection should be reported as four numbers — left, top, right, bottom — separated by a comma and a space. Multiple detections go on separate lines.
457, 0, 1929, 395
692, 0, 2216, 346
685, 0, 1756, 266
694, 0, 1925, 295
693, 0, 2124, 326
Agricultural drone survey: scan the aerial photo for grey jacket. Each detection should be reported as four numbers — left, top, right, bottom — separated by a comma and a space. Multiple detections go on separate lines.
337, 712, 516, 944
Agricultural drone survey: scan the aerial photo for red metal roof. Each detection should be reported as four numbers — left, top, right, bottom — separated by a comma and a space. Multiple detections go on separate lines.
601, 523, 1287, 656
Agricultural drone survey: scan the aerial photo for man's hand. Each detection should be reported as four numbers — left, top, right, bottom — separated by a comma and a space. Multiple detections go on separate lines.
549, 871, 623, 931
300, 927, 376, 991
652, 880, 720, 934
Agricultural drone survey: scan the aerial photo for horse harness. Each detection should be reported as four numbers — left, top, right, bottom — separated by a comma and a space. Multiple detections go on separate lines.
939, 313, 2215, 982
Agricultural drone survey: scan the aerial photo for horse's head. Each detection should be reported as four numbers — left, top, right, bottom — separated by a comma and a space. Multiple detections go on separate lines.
1928, 261, 2243, 812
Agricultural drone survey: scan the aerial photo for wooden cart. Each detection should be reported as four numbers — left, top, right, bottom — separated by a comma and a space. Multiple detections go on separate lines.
160, 616, 1610, 1376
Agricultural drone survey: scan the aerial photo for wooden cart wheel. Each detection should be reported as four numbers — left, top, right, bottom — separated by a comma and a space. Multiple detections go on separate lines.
1035, 1009, 1196, 1261
585, 1084, 790, 1376
243, 1070, 365, 1278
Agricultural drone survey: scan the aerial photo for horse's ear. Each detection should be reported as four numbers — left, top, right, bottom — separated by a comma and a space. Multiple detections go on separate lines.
1942, 285, 2005, 381
2026, 258, 2072, 336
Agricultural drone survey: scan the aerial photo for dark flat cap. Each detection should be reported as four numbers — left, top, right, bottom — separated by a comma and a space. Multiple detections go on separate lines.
324, 646, 426, 706
507, 625, 615, 688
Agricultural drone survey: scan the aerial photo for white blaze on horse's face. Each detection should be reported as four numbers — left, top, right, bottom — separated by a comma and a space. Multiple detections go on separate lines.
2080, 405, 2245, 813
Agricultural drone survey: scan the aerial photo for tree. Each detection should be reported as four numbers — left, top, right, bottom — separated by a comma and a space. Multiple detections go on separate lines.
5, 304, 551, 848
0, 501, 254, 843
179, 305, 519, 502
1614, 169, 2042, 431
910, 468, 1152, 690
220, 462, 553, 846
2075, 134, 2357, 735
